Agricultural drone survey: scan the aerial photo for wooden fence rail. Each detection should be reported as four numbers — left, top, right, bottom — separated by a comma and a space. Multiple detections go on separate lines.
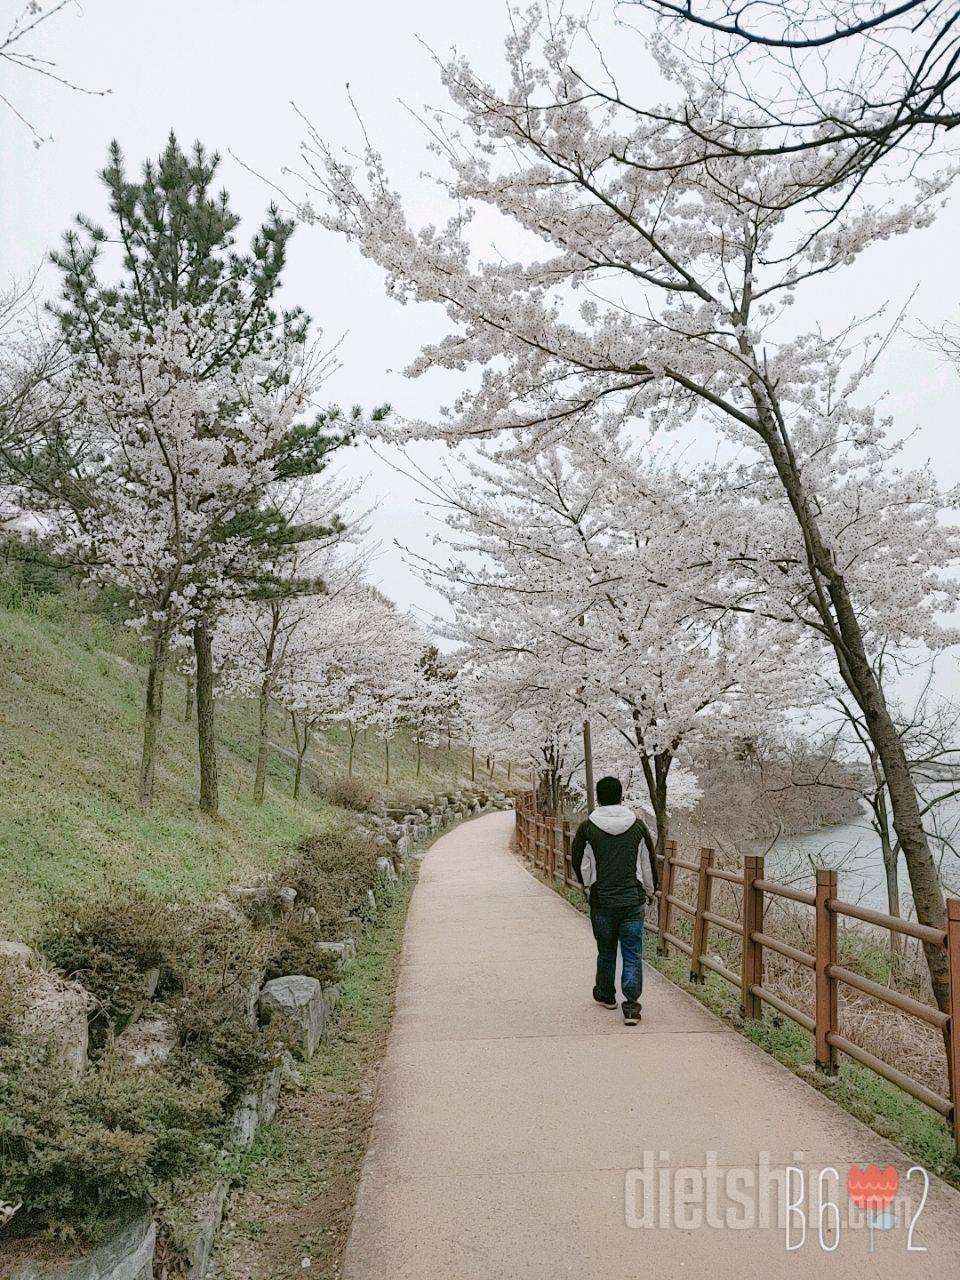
513, 791, 960, 1155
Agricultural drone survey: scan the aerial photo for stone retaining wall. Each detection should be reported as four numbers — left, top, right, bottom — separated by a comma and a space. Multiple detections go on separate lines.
1, 792, 511, 1279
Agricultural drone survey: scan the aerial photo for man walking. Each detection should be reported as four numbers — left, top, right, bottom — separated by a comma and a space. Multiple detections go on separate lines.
571, 775, 658, 1025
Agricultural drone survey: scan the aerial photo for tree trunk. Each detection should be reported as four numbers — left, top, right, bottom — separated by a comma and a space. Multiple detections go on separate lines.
471, 746, 476, 782
183, 674, 193, 723
193, 617, 219, 817
416, 735, 422, 777
138, 633, 168, 809
385, 738, 391, 786
641, 750, 672, 865
253, 677, 271, 806
291, 714, 311, 801
875, 790, 904, 962
347, 723, 358, 777
253, 613, 280, 806
754, 401, 949, 1011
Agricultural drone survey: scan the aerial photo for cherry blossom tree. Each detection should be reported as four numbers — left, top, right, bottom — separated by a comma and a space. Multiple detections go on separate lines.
274, 587, 425, 791
301, 11, 960, 1009
401, 644, 459, 777
465, 657, 584, 811
266, 588, 368, 798
213, 475, 367, 804
631, 0, 960, 188
422, 440, 816, 850
46, 134, 360, 816
1, 2, 109, 147
49, 303, 316, 810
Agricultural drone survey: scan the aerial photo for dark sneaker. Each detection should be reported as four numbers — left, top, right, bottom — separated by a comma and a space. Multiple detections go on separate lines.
622, 1002, 641, 1025
593, 986, 617, 1009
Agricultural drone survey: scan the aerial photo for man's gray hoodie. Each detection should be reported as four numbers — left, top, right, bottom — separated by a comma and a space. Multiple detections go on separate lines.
571, 804, 657, 909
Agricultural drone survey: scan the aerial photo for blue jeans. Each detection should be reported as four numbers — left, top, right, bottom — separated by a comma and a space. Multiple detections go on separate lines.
591, 902, 644, 1005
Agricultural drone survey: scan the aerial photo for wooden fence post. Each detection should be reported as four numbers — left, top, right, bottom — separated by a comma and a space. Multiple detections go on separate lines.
689, 847, 715, 984
815, 867, 839, 1075
946, 898, 960, 1157
657, 839, 677, 956
741, 855, 764, 1020
561, 819, 572, 885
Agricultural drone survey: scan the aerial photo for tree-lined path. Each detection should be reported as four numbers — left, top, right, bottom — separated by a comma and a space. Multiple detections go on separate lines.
343, 811, 960, 1278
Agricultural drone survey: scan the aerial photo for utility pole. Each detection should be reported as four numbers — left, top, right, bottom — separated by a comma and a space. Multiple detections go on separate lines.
583, 719, 595, 810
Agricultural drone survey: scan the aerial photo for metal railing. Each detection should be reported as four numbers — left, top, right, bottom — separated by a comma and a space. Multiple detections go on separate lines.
514, 792, 960, 1155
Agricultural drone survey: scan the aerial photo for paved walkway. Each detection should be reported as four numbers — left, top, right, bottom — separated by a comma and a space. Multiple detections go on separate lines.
343, 811, 960, 1278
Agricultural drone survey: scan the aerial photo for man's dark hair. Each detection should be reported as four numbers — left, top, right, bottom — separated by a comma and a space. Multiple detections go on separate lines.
595, 776, 623, 806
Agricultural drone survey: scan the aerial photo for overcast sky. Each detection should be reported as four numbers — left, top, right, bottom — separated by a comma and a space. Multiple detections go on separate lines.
4, 1, 960, 654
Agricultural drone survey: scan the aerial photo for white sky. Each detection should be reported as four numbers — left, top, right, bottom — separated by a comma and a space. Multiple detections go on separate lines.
3, 1, 960, 653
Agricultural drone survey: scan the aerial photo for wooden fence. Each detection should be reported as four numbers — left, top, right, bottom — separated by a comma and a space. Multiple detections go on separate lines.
514, 791, 960, 1155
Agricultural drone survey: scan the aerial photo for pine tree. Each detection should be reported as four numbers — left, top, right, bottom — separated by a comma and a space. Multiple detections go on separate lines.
51, 134, 354, 813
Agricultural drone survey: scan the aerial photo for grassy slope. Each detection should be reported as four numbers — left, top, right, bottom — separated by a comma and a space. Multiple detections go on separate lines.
0, 594, 470, 939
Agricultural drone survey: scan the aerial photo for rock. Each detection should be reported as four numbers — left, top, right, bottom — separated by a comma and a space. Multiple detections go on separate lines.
21, 972, 89, 1078
142, 966, 160, 1000
231, 885, 280, 926
210, 893, 246, 925
232, 1064, 283, 1148
115, 1016, 176, 1069
314, 937, 356, 964
10, 1205, 155, 1280
366, 888, 378, 913
396, 834, 413, 858
322, 983, 340, 1023
278, 886, 298, 913
244, 969, 265, 1029
375, 856, 398, 883
259, 976, 326, 1059
187, 1179, 230, 1280
0, 939, 36, 967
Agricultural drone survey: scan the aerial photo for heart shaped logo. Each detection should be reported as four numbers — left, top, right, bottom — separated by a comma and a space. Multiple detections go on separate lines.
847, 1165, 899, 1211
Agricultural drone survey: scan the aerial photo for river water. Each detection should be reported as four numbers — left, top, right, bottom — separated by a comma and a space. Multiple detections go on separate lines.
767, 800, 960, 914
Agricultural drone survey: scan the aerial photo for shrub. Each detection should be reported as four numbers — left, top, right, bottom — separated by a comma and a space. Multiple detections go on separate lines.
40, 891, 270, 1054
287, 827, 381, 926
325, 775, 375, 813
0, 1038, 227, 1241
0, 964, 29, 1046
175, 903, 267, 1009
41, 890, 193, 1048
170, 1004, 276, 1110
263, 922, 343, 986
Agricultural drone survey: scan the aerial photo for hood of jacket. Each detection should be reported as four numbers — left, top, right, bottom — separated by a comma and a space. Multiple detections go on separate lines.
588, 803, 637, 836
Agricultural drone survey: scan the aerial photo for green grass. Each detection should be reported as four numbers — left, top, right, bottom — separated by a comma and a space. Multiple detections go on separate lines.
0, 592, 471, 939
214, 860, 419, 1279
